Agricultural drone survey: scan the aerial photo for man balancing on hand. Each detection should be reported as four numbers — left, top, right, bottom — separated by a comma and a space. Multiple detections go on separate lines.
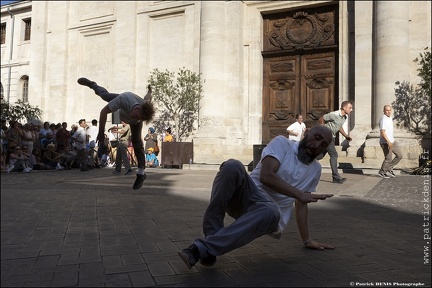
178, 125, 335, 269
77, 77, 155, 190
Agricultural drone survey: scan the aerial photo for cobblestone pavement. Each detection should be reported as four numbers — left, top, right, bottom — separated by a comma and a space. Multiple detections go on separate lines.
1, 167, 431, 287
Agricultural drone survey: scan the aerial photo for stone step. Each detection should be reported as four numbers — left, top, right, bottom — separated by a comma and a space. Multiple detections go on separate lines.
319, 155, 364, 164
186, 163, 403, 175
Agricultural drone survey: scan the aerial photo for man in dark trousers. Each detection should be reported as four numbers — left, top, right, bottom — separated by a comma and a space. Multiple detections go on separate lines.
77, 77, 155, 190
318, 101, 353, 184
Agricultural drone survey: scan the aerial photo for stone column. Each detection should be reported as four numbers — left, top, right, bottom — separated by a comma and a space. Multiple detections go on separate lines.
373, 1, 410, 126
193, 1, 227, 164
346, 1, 373, 158
364, 1, 421, 169
198, 1, 226, 136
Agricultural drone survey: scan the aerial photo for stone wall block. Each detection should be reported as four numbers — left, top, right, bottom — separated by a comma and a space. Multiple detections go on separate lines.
363, 147, 377, 159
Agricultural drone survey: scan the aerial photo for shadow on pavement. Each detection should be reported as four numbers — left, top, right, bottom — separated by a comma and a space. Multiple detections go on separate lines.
1, 169, 430, 287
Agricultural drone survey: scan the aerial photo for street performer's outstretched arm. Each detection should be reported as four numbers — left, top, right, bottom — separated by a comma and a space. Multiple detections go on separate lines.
295, 199, 335, 250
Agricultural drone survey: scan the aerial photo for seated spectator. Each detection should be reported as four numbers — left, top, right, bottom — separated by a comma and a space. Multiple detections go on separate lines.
8, 146, 32, 173
28, 148, 47, 170
42, 143, 65, 170
62, 149, 77, 170
145, 147, 159, 168
7, 120, 23, 151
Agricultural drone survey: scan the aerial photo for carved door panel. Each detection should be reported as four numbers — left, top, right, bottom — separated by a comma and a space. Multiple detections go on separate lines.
263, 55, 300, 143
262, 4, 338, 144
301, 52, 335, 127
262, 52, 335, 144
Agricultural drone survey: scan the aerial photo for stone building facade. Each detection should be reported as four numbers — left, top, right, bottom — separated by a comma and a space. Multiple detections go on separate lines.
1, 1, 430, 168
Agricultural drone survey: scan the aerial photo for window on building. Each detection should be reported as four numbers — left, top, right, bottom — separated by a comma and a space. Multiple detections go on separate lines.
24, 18, 31, 41
22, 76, 29, 102
1, 23, 6, 45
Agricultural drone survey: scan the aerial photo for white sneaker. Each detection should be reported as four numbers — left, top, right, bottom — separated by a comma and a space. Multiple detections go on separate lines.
387, 170, 396, 178
378, 172, 390, 178
56, 165, 64, 170
23, 167, 31, 173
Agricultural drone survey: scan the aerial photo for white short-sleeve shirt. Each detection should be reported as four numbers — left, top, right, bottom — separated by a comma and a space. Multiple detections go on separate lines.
250, 136, 322, 232
379, 115, 394, 144
286, 121, 306, 142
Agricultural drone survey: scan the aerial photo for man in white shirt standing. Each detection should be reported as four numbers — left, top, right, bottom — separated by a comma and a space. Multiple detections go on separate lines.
286, 114, 306, 142
87, 119, 99, 168
378, 105, 403, 178
72, 119, 90, 172
87, 119, 99, 148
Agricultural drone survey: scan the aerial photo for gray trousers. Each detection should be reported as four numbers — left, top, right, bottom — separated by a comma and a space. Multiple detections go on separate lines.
193, 159, 280, 259
379, 141, 403, 173
316, 138, 341, 180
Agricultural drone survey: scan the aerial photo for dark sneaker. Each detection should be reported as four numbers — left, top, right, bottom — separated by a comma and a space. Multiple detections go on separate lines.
178, 244, 200, 269
378, 172, 390, 179
133, 173, 146, 190
332, 177, 347, 184
80, 168, 90, 172
77, 77, 96, 88
387, 170, 396, 178
124, 169, 133, 175
199, 254, 217, 266
112, 170, 121, 175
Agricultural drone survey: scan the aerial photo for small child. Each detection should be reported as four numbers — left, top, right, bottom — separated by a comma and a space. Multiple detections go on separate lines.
145, 147, 159, 168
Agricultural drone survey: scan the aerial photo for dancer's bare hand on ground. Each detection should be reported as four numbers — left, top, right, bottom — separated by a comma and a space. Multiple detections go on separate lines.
305, 240, 335, 250
297, 193, 333, 203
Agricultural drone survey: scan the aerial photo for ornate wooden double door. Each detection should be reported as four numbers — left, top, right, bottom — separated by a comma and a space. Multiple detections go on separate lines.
262, 5, 338, 144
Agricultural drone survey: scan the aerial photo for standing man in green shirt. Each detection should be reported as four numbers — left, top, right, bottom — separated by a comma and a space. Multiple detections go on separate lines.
318, 101, 353, 184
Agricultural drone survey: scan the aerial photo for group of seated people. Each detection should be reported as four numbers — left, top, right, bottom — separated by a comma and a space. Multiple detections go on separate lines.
0, 119, 171, 173
0, 119, 113, 173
